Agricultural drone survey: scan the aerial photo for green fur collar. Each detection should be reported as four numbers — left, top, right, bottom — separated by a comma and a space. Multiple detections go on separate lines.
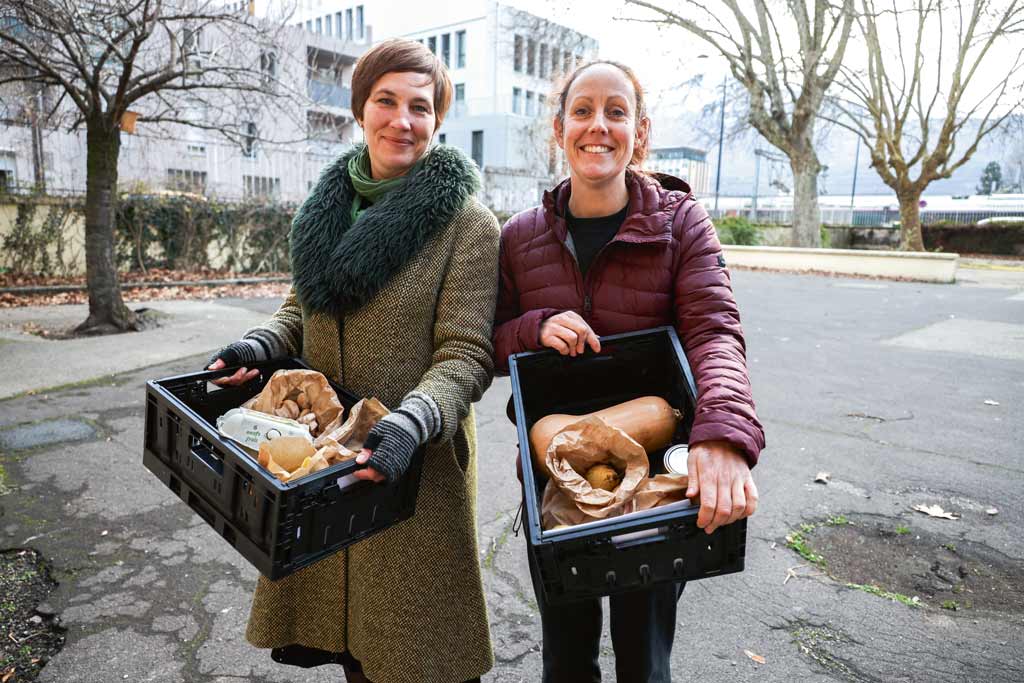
290, 143, 481, 317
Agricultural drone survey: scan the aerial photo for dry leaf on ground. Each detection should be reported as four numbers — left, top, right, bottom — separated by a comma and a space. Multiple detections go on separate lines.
986, 507, 999, 515
744, 649, 767, 664
982, 399, 1000, 406
913, 504, 959, 520
814, 471, 831, 484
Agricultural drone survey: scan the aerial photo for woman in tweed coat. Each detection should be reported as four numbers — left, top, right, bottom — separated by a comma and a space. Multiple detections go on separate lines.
208, 40, 499, 683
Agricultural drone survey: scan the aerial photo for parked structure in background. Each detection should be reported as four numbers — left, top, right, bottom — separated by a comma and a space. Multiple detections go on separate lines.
282, 0, 598, 213
0, 1, 368, 201
646, 146, 710, 197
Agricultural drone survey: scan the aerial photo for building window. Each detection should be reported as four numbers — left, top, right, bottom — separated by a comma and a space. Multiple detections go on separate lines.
455, 83, 465, 101
356, 5, 364, 39
259, 50, 277, 79
242, 121, 257, 158
428, 35, 436, 54
456, 30, 466, 68
243, 175, 281, 200
512, 87, 522, 114
305, 19, 312, 32
336, 12, 343, 38
527, 38, 536, 76
539, 44, 548, 79
525, 90, 535, 117
346, 9, 353, 39
187, 143, 206, 156
325, 14, 332, 36
513, 35, 523, 72
441, 33, 451, 67
575, 53, 583, 69
471, 130, 483, 169
438, 133, 446, 144
551, 46, 559, 76
538, 93, 545, 116
166, 169, 207, 193
563, 50, 571, 76
315, 17, 321, 34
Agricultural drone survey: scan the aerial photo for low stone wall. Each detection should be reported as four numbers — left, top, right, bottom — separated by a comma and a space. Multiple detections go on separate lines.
723, 245, 958, 283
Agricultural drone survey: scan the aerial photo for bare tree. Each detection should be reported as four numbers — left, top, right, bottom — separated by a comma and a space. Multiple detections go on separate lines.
829, 1, 1024, 250
624, 0, 855, 247
0, 0, 311, 334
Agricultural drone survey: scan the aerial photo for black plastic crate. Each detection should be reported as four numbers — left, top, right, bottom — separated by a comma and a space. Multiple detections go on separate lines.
143, 358, 423, 580
509, 326, 747, 605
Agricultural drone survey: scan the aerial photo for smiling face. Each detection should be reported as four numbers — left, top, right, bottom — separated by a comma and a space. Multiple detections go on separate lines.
555, 63, 649, 190
359, 71, 437, 179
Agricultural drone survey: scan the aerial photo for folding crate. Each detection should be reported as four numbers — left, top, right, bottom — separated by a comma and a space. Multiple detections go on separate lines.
142, 358, 423, 580
509, 326, 747, 605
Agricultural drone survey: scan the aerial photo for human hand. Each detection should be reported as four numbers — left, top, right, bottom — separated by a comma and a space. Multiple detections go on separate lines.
539, 311, 601, 356
353, 412, 420, 484
206, 356, 260, 386
685, 440, 758, 535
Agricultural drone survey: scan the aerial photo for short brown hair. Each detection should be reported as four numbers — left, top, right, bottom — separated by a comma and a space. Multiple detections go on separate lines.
351, 38, 453, 130
554, 60, 651, 168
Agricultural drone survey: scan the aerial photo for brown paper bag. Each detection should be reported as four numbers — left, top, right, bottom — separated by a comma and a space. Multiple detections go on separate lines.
243, 369, 344, 438
633, 474, 691, 510
542, 416, 649, 523
312, 397, 390, 464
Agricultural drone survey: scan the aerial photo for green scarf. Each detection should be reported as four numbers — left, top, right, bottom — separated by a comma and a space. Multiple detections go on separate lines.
347, 146, 408, 222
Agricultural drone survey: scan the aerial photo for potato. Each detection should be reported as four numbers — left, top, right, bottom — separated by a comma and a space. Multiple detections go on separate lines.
296, 392, 310, 410
259, 436, 315, 472
584, 463, 622, 492
281, 399, 300, 419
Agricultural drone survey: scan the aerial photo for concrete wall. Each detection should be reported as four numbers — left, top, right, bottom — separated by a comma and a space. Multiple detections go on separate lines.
0, 199, 86, 275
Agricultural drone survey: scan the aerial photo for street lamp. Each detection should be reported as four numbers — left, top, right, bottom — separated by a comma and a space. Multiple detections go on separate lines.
698, 54, 727, 213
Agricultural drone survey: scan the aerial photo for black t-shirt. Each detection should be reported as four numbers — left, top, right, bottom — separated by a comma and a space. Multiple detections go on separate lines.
567, 205, 628, 278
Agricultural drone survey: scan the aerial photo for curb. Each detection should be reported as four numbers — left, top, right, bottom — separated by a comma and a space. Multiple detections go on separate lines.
0, 276, 291, 296
722, 245, 959, 284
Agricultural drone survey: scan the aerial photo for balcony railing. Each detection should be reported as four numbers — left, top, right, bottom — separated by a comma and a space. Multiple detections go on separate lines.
308, 80, 352, 109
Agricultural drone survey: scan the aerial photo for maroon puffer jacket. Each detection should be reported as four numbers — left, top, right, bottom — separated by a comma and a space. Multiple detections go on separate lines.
493, 171, 765, 466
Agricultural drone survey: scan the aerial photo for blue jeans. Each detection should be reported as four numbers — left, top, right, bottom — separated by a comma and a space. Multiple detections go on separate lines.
529, 559, 685, 683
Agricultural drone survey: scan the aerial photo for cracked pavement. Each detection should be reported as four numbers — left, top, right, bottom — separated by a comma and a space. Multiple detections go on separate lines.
0, 269, 1021, 682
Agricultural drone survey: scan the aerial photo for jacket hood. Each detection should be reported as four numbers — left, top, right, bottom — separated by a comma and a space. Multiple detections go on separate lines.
542, 171, 692, 244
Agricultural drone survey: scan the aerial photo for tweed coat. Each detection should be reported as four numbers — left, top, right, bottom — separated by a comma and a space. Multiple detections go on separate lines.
493, 171, 764, 465
244, 145, 500, 683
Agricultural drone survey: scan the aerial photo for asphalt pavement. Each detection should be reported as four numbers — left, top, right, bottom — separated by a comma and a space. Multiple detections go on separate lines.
1, 265, 1022, 682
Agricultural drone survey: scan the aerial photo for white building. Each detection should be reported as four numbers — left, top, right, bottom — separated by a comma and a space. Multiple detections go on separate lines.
646, 146, 710, 197
288, 0, 598, 213
1, 3, 368, 201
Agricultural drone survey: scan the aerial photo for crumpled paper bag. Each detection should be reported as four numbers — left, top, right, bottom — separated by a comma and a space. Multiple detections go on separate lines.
543, 416, 649, 520
242, 369, 345, 437
542, 473, 692, 530
258, 439, 333, 483
312, 397, 390, 463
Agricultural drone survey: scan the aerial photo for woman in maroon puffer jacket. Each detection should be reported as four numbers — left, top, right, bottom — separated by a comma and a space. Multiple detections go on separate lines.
492, 60, 764, 683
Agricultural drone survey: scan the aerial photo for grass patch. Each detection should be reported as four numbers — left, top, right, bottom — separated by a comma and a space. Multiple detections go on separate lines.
786, 524, 826, 567
941, 600, 959, 611
825, 515, 851, 526
895, 525, 910, 535
942, 542, 956, 552
846, 582, 921, 607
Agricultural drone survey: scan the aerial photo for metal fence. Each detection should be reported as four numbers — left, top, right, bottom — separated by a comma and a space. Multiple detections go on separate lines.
708, 206, 1024, 227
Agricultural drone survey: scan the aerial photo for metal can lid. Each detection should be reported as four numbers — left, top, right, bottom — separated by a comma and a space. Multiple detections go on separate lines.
663, 444, 689, 475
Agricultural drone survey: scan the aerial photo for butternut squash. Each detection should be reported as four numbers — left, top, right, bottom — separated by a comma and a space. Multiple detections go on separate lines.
528, 396, 681, 476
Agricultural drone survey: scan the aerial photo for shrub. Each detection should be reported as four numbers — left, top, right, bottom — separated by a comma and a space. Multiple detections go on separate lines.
716, 216, 762, 246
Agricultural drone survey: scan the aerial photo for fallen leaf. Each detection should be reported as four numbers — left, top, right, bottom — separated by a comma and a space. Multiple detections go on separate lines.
986, 507, 999, 515
2, 669, 14, 683
814, 471, 831, 484
913, 504, 959, 520
744, 649, 767, 665
100, 530, 108, 536
983, 400, 1000, 406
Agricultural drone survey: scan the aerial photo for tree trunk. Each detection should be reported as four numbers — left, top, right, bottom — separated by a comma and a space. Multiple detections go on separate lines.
897, 190, 925, 251
790, 153, 822, 247
75, 116, 137, 335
